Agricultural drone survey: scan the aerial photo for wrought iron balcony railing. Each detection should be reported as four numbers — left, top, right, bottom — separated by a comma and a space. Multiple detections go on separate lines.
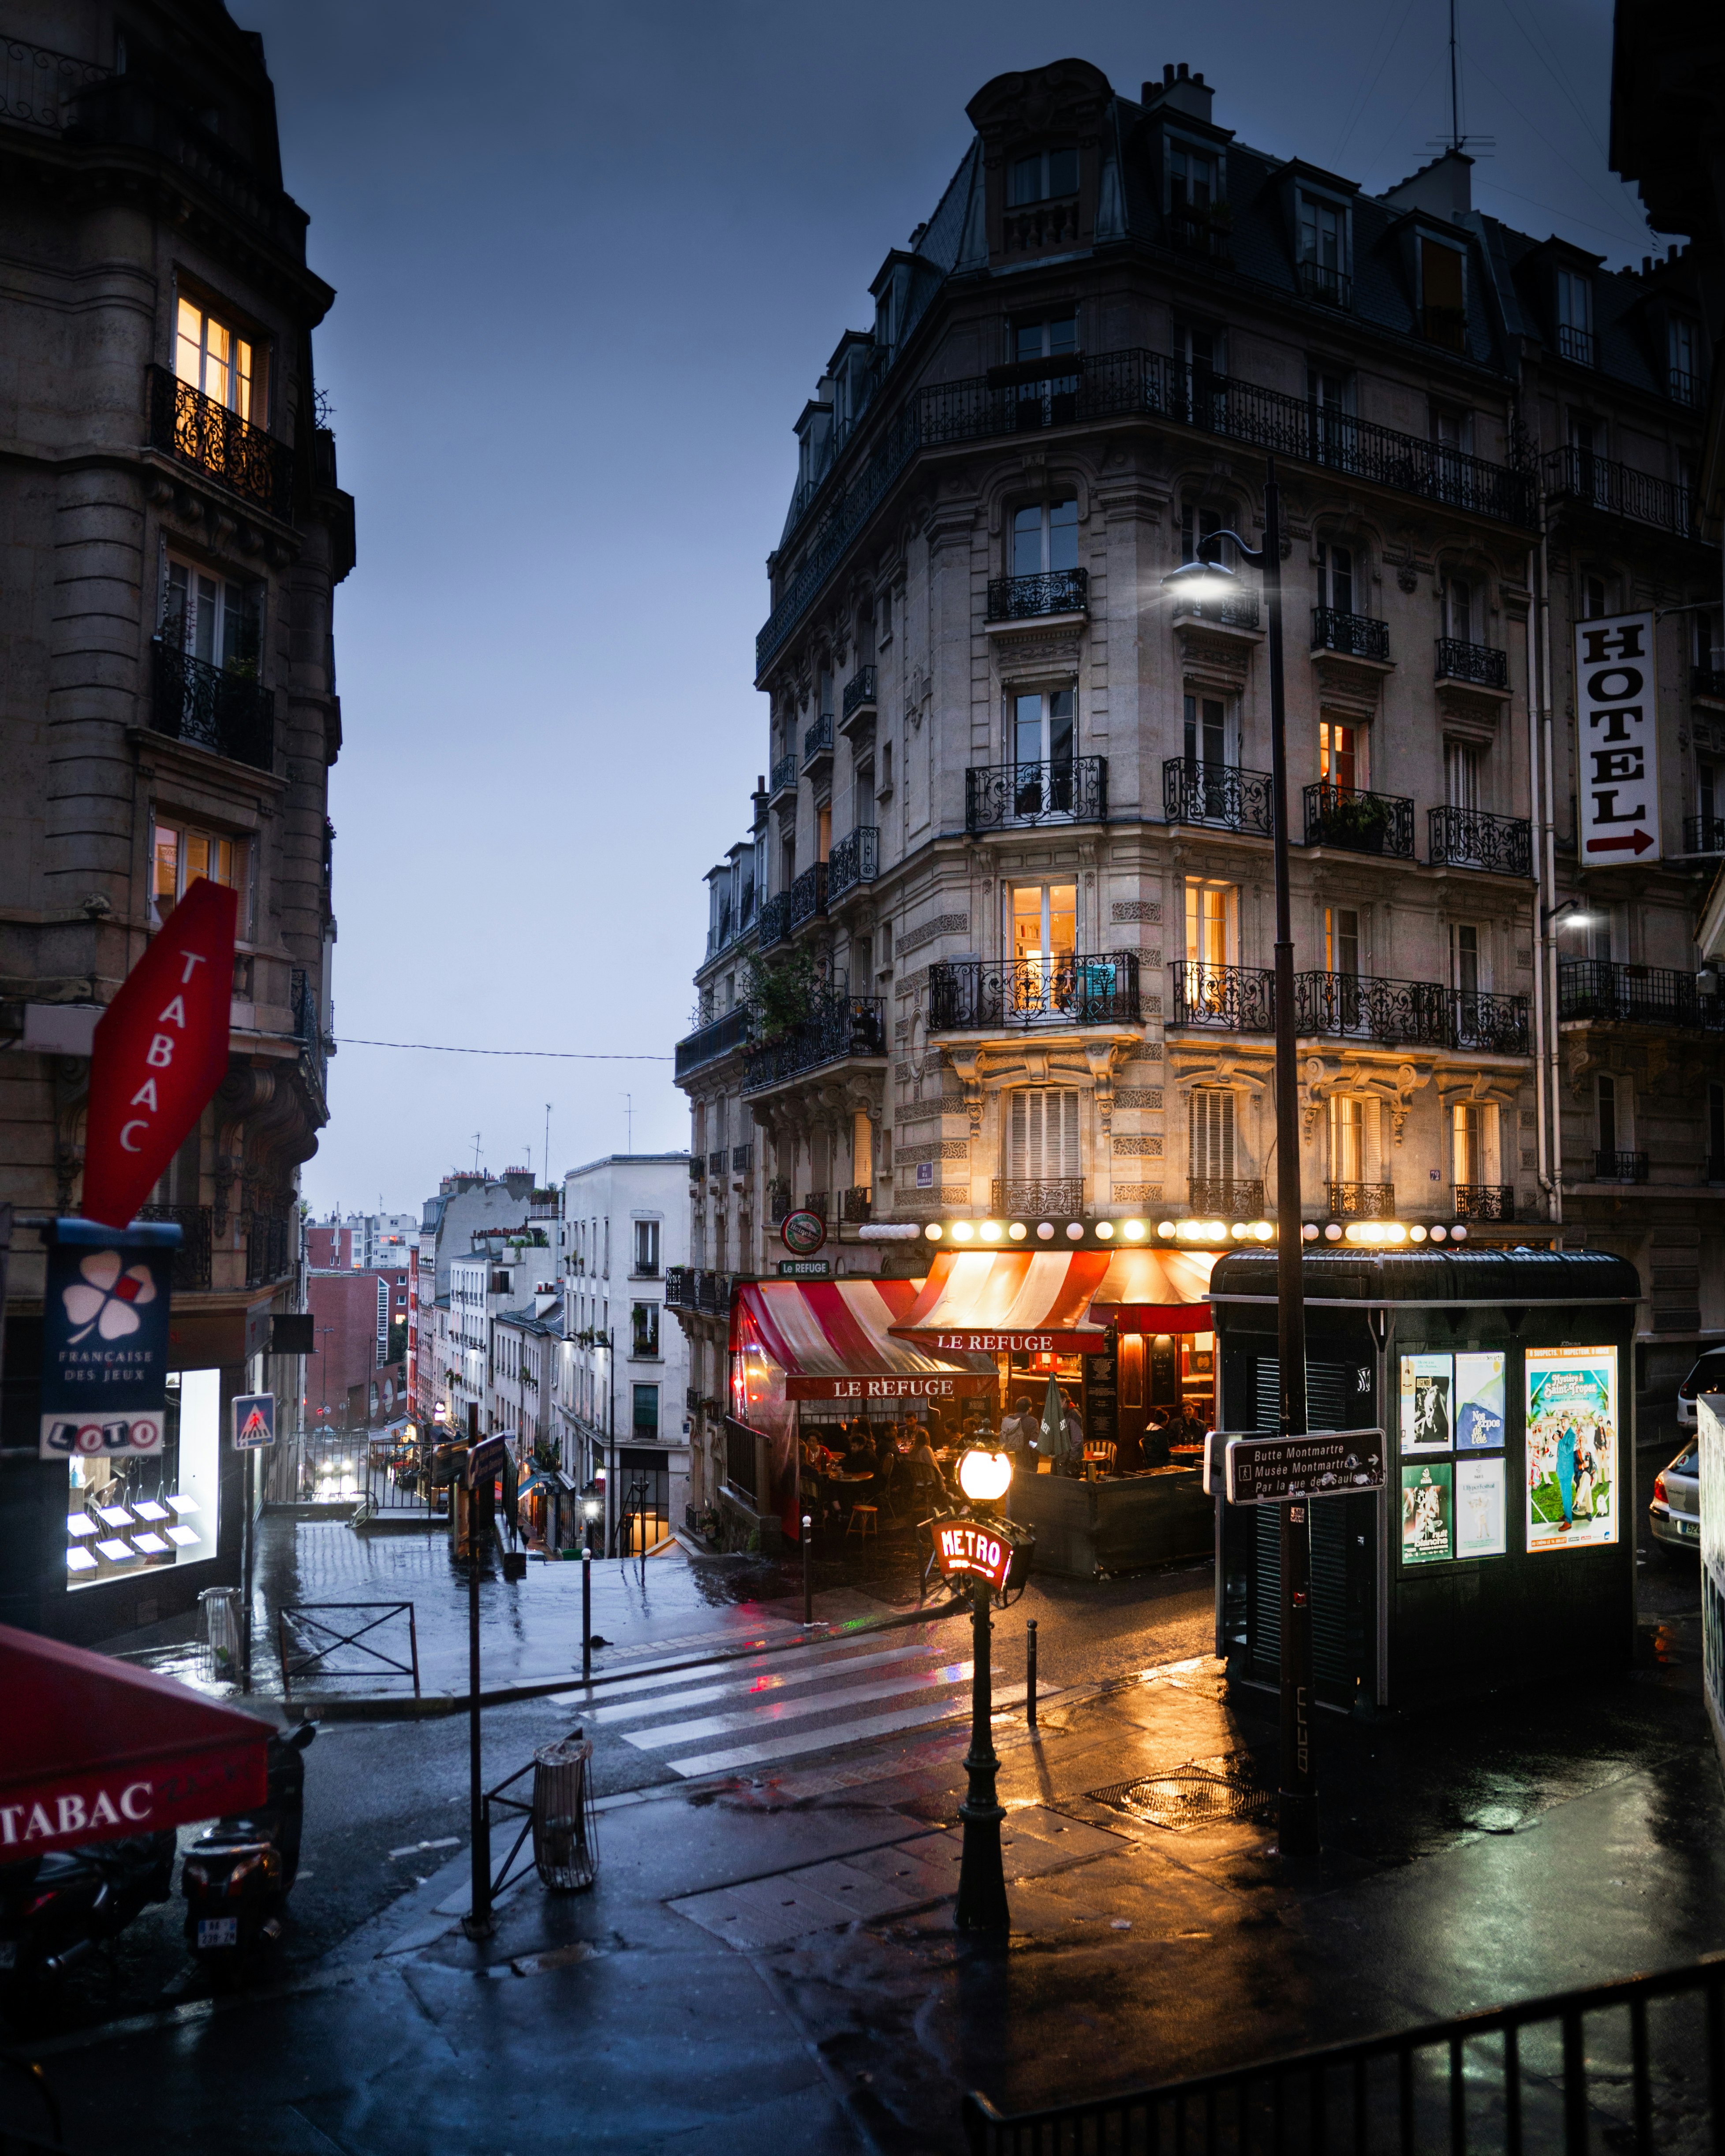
1435, 638, 1509, 690
841, 666, 877, 720
1167, 205, 1232, 261
985, 568, 1089, 623
1696, 669, 1725, 702
1295, 971, 1449, 1047
134, 1203, 213, 1291
929, 951, 1140, 1031
288, 966, 327, 1102
687, 1156, 704, 1182
732, 1143, 753, 1172
1169, 591, 1261, 631
665, 1265, 696, 1309
707, 1149, 726, 1175
1311, 608, 1390, 661
769, 1179, 792, 1224
787, 861, 828, 930
1170, 962, 1275, 1033
1188, 1177, 1265, 1216
803, 1192, 829, 1221
1428, 806, 1533, 877
1296, 260, 1352, 308
150, 639, 274, 772
1449, 991, 1531, 1055
146, 365, 293, 521
1454, 1184, 1514, 1220
1421, 305, 1467, 353
1326, 1182, 1395, 1218
1303, 782, 1415, 857
991, 1179, 1084, 1218
675, 1007, 751, 1079
1670, 369, 1703, 408
0, 33, 109, 130
1542, 445, 1693, 537
1557, 325, 1596, 367
1558, 960, 1725, 1031
1163, 760, 1274, 837
827, 825, 879, 899
801, 712, 834, 768
757, 893, 789, 949
1684, 816, 1725, 855
757, 349, 1535, 672
966, 756, 1107, 834
741, 993, 886, 1093
1594, 1150, 1649, 1183
246, 1212, 293, 1289
840, 1186, 872, 1223
768, 751, 798, 798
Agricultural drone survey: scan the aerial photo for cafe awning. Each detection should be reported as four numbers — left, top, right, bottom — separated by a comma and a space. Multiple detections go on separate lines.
0, 1623, 269, 1855
889, 1251, 1113, 1354
733, 1279, 996, 1401
1090, 1247, 1217, 1335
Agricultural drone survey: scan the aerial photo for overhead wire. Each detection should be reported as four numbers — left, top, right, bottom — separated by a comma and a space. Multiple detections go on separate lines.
336, 1038, 674, 1060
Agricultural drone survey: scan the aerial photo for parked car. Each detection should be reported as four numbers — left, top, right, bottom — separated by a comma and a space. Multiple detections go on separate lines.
1649, 1443, 1701, 1553
1676, 1349, 1725, 1430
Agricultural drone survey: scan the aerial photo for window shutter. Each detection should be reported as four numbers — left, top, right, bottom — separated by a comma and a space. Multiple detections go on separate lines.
1010, 1089, 1080, 1179
1190, 1091, 1235, 1182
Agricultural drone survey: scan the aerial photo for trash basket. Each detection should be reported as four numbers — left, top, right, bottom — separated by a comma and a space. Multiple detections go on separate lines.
531, 1732, 598, 1891
198, 1585, 242, 1683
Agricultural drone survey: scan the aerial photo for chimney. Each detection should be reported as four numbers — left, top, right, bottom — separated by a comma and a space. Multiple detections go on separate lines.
1143, 63, 1213, 127
1381, 147, 1472, 223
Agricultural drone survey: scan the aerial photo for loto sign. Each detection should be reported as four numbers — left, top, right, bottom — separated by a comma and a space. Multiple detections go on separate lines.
1575, 612, 1660, 867
931, 1517, 1016, 1593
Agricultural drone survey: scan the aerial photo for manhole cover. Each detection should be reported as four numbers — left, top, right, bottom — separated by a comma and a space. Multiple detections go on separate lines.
1089, 1760, 1277, 1833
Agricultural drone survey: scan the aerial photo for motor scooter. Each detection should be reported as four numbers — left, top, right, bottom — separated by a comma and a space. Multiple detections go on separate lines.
180, 1721, 315, 1979
0, 1831, 176, 1994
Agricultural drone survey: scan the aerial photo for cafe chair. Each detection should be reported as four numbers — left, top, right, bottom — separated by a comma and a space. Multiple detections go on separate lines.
846, 1503, 878, 1540
1083, 1442, 1117, 1477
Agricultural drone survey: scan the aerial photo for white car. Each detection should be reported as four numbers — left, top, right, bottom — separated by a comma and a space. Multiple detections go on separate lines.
1649, 1442, 1700, 1553
1676, 1350, 1725, 1430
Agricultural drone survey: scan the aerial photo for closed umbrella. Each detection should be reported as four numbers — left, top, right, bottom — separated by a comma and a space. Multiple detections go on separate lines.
1040, 1372, 1067, 1465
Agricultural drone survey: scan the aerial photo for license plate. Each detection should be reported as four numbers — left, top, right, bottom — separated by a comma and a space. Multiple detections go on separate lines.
197, 1917, 239, 1948
1680, 1517, 1699, 1536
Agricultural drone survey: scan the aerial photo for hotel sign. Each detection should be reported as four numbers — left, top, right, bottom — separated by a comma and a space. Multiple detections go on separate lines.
1575, 611, 1659, 867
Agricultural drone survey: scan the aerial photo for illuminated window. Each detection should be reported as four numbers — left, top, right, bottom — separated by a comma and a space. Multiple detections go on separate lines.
1011, 882, 1077, 963
153, 818, 243, 925
1325, 907, 1360, 977
175, 296, 258, 420
1185, 881, 1235, 968
1319, 717, 1363, 792
1452, 1102, 1497, 1186
1329, 1096, 1367, 1184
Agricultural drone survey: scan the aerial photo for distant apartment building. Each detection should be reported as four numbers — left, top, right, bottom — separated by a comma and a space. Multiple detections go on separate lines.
307, 1210, 416, 1270
305, 1266, 410, 1430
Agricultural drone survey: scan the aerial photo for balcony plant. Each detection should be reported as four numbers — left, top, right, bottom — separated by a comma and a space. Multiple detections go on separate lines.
740, 946, 819, 1046
1320, 791, 1394, 852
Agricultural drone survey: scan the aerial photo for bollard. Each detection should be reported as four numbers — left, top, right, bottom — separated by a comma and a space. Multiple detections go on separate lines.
802, 1514, 814, 1626
1026, 1618, 1038, 1730
582, 1548, 592, 1682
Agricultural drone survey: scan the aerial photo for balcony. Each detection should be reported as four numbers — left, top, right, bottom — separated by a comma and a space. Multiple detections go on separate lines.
1169, 592, 1261, 634
1311, 608, 1390, 663
787, 861, 828, 931
991, 1179, 1085, 1217
707, 1150, 726, 1176
1295, 971, 1448, 1048
1421, 305, 1467, 353
246, 1213, 293, 1289
1435, 638, 1509, 691
134, 1203, 213, 1291
1167, 205, 1232, 262
1557, 325, 1596, 367
801, 712, 835, 772
1454, 1184, 1515, 1221
827, 825, 878, 900
0, 34, 108, 131
741, 993, 886, 1094
840, 1186, 872, 1223
757, 893, 790, 950
966, 756, 1107, 834
929, 952, 1140, 1031
1684, 816, 1725, 856
732, 1143, 753, 1173
687, 1156, 704, 1183
1170, 962, 1275, 1033
1450, 991, 1531, 1055
802, 1192, 829, 1221
674, 1006, 750, 1080
1558, 960, 1725, 1031
769, 1179, 792, 1224
1670, 369, 1703, 408
1296, 260, 1352, 308
146, 365, 293, 522
1696, 670, 1725, 704
665, 1266, 695, 1310
1428, 806, 1533, 877
1163, 760, 1273, 837
1003, 193, 1080, 256
768, 752, 798, 802
1594, 1151, 1649, 1184
150, 639, 274, 772
1326, 1182, 1395, 1218
1542, 445, 1693, 537
1303, 783, 1415, 858
289, 967, 327, 1099
841, 667, 877, 725
985, 568, 1088, 625
1189, 1177, 1265, 1216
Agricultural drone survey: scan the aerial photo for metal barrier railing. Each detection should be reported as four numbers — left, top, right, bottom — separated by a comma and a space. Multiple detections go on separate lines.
264, 1432, 436, 1511
278, 1601, 421, 1704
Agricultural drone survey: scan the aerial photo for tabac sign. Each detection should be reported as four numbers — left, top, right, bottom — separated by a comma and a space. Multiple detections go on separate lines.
1576, 612, 1659, 867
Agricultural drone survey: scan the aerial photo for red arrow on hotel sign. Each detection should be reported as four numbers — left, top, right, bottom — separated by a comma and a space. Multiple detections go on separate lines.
1584, 829, 1656, 856
82, 878, 238, 1229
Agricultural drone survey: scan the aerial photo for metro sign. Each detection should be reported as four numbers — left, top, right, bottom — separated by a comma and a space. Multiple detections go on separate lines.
1575, 612, 1660, 867
932, 1518, 1014, 1593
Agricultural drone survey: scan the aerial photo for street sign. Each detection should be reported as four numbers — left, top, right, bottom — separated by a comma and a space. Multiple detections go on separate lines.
930, 1516, 1016, 1593
231, 1392, 276, 1449
776, 1258, 830, 1277
1575, 611, 1659, 867
82, 877, 238, 1228
1224, 1429, 1386, 1506
780, 1209, 827, 1257
467, 1435, 509, 1488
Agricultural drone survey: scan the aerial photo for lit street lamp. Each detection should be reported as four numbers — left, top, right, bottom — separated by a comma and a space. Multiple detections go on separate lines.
1162, 458, 1318, 1858
953, 1445, 1016, 1932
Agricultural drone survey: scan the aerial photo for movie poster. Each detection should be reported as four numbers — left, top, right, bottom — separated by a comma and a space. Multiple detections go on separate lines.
1401, 1461, 1453, 1565
1455, 1454, 1508, 1558
1455, 1351, 1507, 1450
1525, 1346, 1618, 1552
1400, 1353, 1453, 1454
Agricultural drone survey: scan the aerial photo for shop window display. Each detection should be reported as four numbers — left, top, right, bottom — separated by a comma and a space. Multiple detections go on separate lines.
66, 1368, 220, 1589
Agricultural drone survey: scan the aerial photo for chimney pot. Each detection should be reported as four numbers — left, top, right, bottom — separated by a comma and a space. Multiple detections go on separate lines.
1177, 62, 1189, 80
1669, 243, 1679, 262
1643, 257, 1652, 276
1192, 72, 1205, 86
1164, 63, 1175, 85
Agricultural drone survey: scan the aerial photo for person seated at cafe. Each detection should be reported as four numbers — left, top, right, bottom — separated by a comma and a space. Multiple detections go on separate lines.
908, 1427, 947, 1500
1142, 1406, 1172, 1466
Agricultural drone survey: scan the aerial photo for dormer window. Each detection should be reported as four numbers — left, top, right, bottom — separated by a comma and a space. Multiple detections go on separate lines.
1008, 145, 1078, 206
1557, 269, 1594, 366
1297, 194, 1350, 306
1169, 142, 1218, 211
1419, 238, 1466, 353
1669, 317, 1700, 405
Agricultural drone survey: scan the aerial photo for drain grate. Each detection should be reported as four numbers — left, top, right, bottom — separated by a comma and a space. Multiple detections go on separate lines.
1089, 1754, 1277, 1833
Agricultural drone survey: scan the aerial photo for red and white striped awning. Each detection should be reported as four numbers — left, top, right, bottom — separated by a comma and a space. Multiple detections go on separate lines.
732, 1279, 995, 1401
888, 1252, 1113, 1354
1090, 1248, 1216, 1335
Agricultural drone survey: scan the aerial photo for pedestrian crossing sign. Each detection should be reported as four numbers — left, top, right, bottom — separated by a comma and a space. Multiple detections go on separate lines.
231, 1391, 276, 1448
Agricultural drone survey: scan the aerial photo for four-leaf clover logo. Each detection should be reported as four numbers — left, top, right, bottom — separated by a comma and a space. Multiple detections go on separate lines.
63, 1249, 157, 1343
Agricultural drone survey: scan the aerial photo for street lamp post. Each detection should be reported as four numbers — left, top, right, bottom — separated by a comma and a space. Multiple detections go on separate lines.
952, 1446, 1015, 1932
1162, 455, 1318, 1858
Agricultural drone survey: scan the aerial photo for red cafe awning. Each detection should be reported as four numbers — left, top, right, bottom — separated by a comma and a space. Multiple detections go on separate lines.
0, 1623, 269, 1855
889, 1251, 1114, 1354
733, 1278, 996, 1401
1090, 1247, 1217, 1335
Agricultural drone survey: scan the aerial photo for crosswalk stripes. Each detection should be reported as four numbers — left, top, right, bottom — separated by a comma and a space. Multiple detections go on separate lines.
558, 1626, 1042, 1781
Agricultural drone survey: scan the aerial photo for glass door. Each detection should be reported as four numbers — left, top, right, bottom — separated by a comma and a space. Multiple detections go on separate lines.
1010, 882, 1077, 1015
1012, 689, 1075, 817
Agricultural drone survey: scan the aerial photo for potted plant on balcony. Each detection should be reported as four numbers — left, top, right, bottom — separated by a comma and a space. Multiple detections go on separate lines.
740, 947, 818, 1048
1320, 791, 1394, 853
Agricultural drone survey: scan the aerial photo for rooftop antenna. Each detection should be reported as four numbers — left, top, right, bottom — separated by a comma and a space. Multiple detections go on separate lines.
624, 1093, 633, 1153
544, 1103, 552, 1186
472, 1131, 482, 1174
1427, 0, 1494, 159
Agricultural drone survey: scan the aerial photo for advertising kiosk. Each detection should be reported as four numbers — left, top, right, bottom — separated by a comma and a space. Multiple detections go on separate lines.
1208, 1248, 1641, 1710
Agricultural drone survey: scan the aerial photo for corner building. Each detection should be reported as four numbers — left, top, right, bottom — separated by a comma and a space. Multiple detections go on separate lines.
674, 56, 1722, 1507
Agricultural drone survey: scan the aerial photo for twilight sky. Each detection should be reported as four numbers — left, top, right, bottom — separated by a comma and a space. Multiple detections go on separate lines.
233, 0, 1657, 1220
